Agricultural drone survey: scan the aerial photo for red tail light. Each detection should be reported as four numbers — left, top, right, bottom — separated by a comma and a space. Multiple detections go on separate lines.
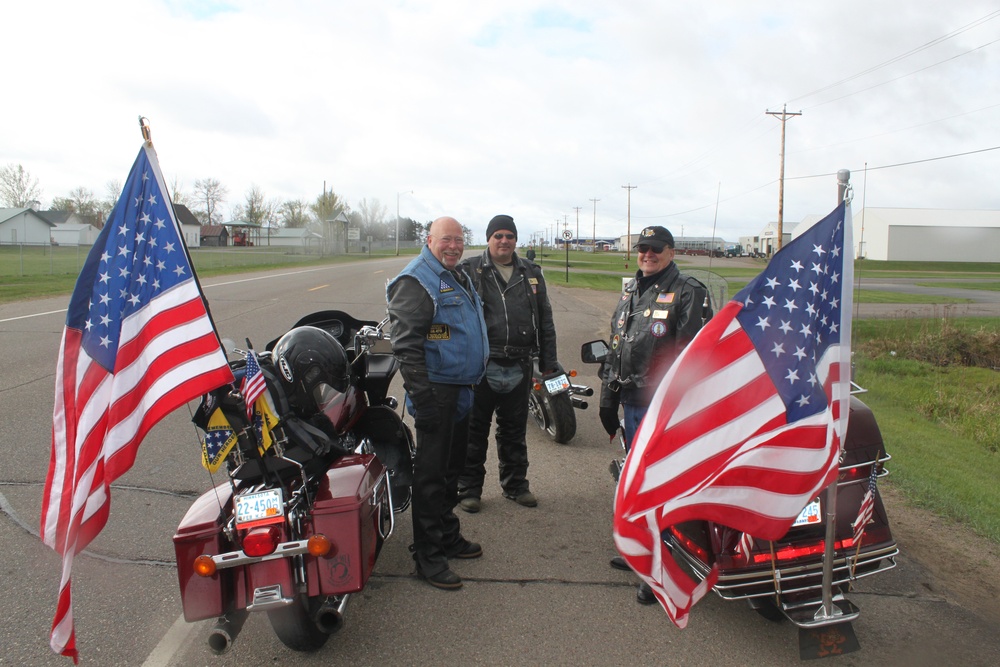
668, 526, 708, 562
243, 526, 281, 557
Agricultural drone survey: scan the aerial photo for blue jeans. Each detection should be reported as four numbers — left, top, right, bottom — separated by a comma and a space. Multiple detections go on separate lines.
622, 403, 649, 453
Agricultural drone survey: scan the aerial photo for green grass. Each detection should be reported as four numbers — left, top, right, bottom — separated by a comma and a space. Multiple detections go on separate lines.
853, 318, 1000, 543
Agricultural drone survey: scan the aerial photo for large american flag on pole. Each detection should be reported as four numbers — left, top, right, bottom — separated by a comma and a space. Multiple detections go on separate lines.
39, 142, 234, 662
613, 201, 853, 627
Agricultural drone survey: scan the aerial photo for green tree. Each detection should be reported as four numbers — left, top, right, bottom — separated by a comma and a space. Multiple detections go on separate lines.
311, 189, 349, 253
0, 163, 42, 207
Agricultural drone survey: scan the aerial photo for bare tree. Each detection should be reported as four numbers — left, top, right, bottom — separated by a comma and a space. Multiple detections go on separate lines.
357, 197, 388, 240
279, 199, 312, 228
193, 178, 228, 225
52, 187, 102, 226
311, 189, 349, 253
231, 184, 278, 227
0, 163, 42, 207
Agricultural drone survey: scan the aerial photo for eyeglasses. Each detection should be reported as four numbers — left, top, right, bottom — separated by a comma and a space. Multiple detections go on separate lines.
492, 233, 516, 240
636, 244, 665, 254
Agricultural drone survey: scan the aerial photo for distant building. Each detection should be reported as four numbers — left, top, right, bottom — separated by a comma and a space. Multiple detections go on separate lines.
172, 204, 202, 248
0, 207, 55, 245
847, 208, 1000, 262
200, 225, 229, 247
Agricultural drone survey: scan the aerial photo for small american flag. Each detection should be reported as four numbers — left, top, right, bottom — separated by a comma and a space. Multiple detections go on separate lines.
853, 462, 879, 544
736, 531, 754, 561
613, 201, 853, 628
241, 349, 266, 419
40, 143, 233, 663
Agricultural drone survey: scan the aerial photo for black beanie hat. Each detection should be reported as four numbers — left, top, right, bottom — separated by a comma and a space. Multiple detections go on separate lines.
486, 214, 517, 240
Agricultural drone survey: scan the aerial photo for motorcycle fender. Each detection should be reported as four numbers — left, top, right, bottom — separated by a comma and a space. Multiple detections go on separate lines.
309, 454, 386, 596
246, 557, 296, 607
173, 485, 233, 622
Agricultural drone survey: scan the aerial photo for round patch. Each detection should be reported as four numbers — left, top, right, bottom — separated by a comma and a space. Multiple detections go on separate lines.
643, 308, 651, 317
651, 321, 667, 338
616, 316, 625, 329
611, 334, 621, 350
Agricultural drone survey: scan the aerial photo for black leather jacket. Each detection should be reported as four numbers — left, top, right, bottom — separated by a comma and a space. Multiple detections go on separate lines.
600, 262, 710, 408
461, 250, 558, 373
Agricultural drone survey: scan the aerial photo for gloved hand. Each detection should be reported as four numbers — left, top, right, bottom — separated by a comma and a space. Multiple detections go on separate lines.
599, 406, 621, 437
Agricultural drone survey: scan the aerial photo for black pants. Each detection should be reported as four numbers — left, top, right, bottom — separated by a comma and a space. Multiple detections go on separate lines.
410, 383, 471, 576
458, 359, 531, 499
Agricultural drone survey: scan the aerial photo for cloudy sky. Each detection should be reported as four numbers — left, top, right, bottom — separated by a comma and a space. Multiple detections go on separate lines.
5, 1, 1000, 244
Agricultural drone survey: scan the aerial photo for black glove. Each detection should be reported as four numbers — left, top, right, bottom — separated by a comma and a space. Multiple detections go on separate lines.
599, 406, 620, 437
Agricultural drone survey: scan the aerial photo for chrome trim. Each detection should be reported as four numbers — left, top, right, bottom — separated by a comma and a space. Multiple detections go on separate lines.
211, 538, 313, 570
247, 584, 294, 611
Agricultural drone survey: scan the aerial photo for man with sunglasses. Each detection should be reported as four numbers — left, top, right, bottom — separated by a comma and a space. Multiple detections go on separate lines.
598, 225, 712, 603
457, 214, 559, 513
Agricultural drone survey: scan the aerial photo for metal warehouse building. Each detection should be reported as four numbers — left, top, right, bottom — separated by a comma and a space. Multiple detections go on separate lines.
852, 207, 1000, 262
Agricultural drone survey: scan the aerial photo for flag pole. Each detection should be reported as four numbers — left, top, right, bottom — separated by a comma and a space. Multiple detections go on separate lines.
814, 169, 853, 623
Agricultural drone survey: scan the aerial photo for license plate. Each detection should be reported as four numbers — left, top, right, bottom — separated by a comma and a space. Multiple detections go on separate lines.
235, 488, 284, 529
792, 498, 822, 527
544, 374, 570, 394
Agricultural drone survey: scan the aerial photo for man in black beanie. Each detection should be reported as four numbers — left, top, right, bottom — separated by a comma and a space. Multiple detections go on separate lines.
457, 215, 559, 512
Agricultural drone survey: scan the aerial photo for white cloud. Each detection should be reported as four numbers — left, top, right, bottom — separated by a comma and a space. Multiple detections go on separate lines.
4, 0, 1000, 243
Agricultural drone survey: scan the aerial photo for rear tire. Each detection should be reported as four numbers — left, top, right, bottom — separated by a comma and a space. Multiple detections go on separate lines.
750, 597, 785, 623
543, 392, 577, 444
267, 594, 330, 652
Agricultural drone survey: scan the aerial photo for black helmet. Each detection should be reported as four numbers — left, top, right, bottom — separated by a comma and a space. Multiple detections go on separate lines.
272, 326, 351, 420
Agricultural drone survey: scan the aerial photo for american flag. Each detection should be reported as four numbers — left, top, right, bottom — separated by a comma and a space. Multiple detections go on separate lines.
241, 349, 266, 419
613, 202, 853, 628
853, 462, 878, 543
39, 143, 234, 663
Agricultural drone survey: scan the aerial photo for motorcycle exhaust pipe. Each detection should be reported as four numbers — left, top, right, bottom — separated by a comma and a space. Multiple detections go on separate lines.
313, 594, 350, 634
570, 396, 588, 410
570, 384, 594, 397
207, 610, 248, 655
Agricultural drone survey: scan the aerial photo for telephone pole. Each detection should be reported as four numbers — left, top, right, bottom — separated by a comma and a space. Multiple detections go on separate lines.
622, 183, 636, 267
573, 206, 582, 249
589, 198, 600, 251
766, 104, 801, 252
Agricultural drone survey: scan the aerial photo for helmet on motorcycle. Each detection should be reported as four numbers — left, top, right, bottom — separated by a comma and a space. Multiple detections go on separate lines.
272, 326, 352, 421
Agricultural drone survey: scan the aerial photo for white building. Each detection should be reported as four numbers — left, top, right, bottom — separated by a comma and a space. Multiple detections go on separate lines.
0, 208, 55, 245
850, 208, 1000, 262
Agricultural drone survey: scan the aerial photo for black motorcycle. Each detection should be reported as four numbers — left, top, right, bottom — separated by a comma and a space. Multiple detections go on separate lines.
526, 359, 592, 444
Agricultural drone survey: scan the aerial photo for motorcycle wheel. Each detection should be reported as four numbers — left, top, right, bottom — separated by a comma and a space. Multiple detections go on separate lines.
541, 391, 576, 444
267, 594, 330, 652
528, 390, 548, 432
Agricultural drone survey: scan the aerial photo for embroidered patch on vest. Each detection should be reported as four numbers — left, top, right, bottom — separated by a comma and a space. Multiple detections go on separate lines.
656, 292, 675, 304
427, 324, 451, 340
528, 277, 539, 285
439, 279, 455, 293
651, 321, 667, 337
611, 333, 621, 349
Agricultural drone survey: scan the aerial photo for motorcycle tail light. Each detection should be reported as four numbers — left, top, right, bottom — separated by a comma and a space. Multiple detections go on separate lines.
243, 526, 281, 557
307, 534, 334, 557
193, 554, 217, 577
533, 381, 542, 391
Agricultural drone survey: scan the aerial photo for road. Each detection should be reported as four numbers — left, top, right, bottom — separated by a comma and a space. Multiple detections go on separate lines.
1, 256, 998, 666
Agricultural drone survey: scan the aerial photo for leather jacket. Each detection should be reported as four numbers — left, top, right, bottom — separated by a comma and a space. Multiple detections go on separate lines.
600, 262, 710, 408
461, 250, 558, 373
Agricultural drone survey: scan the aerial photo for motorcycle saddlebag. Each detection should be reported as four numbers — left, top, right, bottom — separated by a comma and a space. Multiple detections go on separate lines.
172, 484, 233, 622
307, 453, 388, 596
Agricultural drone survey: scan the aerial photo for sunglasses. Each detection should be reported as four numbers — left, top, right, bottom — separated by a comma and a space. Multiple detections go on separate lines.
492, 233, 516, 240
636, 244, 665, 254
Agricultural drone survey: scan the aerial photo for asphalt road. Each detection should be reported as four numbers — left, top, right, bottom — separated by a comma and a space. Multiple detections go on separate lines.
2, 256, 998, 666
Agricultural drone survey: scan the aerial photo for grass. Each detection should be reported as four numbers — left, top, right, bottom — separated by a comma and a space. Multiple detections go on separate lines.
853, 318, 1000, 543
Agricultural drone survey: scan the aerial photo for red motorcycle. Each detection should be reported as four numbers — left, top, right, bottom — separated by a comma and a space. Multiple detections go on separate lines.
173, 311, 413, 653
583, 340, 898, 627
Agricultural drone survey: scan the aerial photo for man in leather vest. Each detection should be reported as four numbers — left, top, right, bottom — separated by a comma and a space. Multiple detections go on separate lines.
387, 216, 489, 590
599, 225, 711, 603
457, 215, 558, 513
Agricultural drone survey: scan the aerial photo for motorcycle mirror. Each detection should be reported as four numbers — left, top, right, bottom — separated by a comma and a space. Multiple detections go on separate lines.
580, 339, 609, 364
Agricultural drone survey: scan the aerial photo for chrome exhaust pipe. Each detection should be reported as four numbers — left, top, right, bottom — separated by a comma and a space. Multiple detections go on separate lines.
570, 396, 588, 410
207, 610, 248, 654
313, 595, 349, 634
570, 384, 594, 397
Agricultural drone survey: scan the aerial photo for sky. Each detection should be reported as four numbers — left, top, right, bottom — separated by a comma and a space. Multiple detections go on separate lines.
5, 1, 1000, 245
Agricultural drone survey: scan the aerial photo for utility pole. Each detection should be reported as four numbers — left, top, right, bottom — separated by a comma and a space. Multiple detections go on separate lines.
766, 104, 801, 252
622, 183, 636, 267
573, 206, 582, 250
589, 198, 600, 252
